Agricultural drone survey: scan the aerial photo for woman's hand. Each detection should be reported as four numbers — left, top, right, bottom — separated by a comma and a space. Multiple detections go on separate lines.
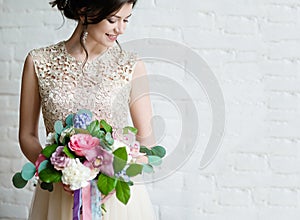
101, 190, 115, 204
61, 183, 74, 195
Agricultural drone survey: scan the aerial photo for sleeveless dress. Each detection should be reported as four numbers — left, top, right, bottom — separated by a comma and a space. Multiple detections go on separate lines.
28, 41, 156, 220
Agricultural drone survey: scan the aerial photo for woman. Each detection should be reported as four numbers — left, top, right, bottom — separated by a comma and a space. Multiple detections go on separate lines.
19, 0, 156, 219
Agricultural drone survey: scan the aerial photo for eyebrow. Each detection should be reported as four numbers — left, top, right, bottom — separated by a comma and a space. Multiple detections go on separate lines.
111, 14, 132, 19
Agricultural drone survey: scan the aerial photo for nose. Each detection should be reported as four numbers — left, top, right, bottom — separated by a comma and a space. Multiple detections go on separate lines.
115, 21, 126, 34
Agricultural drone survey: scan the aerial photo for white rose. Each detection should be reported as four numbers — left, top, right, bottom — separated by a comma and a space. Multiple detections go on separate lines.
46, 132, 56, 145
61, 158, 97, 190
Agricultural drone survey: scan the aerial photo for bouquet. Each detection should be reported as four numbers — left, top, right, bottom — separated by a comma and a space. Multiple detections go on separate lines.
12, 109, 166, 219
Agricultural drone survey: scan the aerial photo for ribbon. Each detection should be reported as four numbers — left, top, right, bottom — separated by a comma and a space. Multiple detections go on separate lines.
91, 180, 102, 219
82, 183, 92, 219
73, 189, 82, 220
72, 181, 102, 220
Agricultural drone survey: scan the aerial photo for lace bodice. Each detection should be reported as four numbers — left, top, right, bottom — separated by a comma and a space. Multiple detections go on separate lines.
30, 41, 137, 134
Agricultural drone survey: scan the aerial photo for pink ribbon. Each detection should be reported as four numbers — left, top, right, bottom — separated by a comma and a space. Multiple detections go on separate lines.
82, 183, 92, 219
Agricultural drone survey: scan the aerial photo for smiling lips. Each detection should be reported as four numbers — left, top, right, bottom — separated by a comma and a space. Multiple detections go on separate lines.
106, 34, 118, 41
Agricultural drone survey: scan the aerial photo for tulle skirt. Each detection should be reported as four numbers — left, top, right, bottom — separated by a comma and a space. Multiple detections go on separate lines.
28, 183, 156, 220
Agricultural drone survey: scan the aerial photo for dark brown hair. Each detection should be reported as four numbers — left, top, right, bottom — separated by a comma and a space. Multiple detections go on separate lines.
50, 0, 137, 66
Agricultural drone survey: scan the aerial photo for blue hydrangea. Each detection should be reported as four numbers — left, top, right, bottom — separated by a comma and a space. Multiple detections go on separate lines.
115, 169, 130, 183
73, 112, 92, 129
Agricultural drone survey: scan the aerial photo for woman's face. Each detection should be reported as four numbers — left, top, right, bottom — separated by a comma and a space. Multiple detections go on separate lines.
86, 3, 133, 48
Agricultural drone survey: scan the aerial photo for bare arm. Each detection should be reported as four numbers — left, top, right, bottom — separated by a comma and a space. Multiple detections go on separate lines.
129, 60, 156, 149
19, 54, 42, 164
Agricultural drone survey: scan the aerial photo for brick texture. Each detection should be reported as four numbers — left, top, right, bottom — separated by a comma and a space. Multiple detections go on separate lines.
1, 0, 300, 219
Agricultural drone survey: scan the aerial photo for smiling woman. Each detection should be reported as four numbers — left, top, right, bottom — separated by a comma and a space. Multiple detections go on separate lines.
50, 0, 135, 66
18, 0, 157, 219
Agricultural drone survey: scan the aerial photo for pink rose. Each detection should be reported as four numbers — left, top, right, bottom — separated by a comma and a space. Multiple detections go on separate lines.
129, 141, 141, 158
68, 134, 100, 156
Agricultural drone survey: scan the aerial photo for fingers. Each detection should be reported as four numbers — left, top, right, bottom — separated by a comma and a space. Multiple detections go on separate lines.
101, 190, 115, 204
61, 183, 74, 195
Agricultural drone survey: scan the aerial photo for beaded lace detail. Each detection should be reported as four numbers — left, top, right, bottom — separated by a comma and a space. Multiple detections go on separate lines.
29, 41, 137, 134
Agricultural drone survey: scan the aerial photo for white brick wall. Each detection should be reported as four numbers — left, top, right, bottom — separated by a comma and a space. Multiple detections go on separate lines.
1, 0, 300, 219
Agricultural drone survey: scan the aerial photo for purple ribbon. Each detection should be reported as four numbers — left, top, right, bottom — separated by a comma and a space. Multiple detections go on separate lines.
73, 189, 82, 220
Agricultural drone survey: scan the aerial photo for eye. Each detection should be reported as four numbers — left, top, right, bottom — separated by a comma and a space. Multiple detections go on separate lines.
123, 19, 129, 23
107, 19, 116, 24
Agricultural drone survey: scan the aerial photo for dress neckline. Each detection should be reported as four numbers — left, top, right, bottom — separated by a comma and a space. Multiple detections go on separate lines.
61, 41, 110, 64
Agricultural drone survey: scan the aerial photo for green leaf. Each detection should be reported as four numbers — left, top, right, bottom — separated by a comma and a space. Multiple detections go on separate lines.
65, 114, 74, 126
151, 146, 166, 158
123, 126, 138, 135
139, 146, 153, 156
97, 174, 116, 195
63, 146, 76, 159
54, 120, 64, 134
126, 164, 143, 177
12, 172, 28, 188
55, 133, 59, 144
87, 120, 101, 137
105, 132, 114, 145
74, 128, 90, 134
100, 119, 112, 133
101, 204, 107, 213
100, 139, 112, 151
41, 144, 58, 158
113, 147, 128, 173
39, 167, 62, 183
77, 109, 92, 118
142, 164, 154, 173
38, 160, 49, 173
115, 180, 130, 205
40, 182, 54, 192
95, 130, 105, 139
127, 180, 134, 186
21, 163, 36, 181
148, 155, 162, 166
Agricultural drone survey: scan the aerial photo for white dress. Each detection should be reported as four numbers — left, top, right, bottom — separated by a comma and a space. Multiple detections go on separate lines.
28, 41, 156, 220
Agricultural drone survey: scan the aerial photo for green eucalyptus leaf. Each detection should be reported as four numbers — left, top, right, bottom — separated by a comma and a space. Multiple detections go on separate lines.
100, 139, 112, 151
54, 120, 64, 134
105, 132, 114, 145
125, 164, 143, 177
40, 182, 54, 192
148, 155, 162, 166
95, 130, 105, 139
142, 163, 154, 173
38, 160, 49, 173
123, 126, 138, 135
39, 167, 62, 183
63, 146, 76, 159
41, 144, 58, 158
65, 114, 74, 126
139, 146, 153, 156
151, 146, 166, 158
115, 180, 130, 205
87, 120, 101, 137
21, 163, 36, 181
55, 133, 59, 144
100, 119, 112, 133
97, 174, 116, 195
77, 109, 92, 118
12, 172, 28, 188
113, 147, 128, 173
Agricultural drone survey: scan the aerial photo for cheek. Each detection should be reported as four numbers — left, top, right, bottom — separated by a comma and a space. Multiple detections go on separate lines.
89, 22, 111, 35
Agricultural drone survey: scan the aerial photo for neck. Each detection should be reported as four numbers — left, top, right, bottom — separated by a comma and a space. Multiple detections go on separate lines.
64, 23, 108, 62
